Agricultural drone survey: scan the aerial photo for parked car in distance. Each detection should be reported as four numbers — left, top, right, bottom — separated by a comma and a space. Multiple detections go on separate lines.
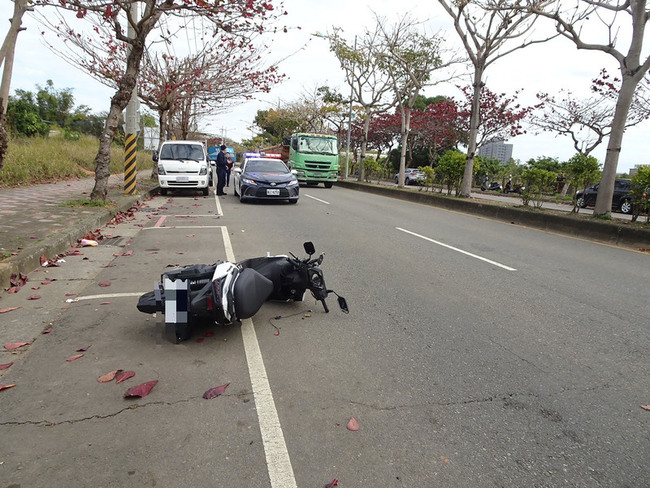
233, 157, 299, 204
154, 140, 212, 196
575, 178, 633, 214
395, 168, 425, 185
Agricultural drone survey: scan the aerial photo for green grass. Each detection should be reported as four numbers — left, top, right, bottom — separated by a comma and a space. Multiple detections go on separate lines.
0, 134, 153, 186
62, 199, 114, 208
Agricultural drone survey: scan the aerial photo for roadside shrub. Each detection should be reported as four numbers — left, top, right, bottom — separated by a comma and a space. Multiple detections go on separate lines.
363, 157, 383, 183
437, 149, 466, 195
521, 167, 557, 208
630, 166, 650, 223
420, 165, 435, 191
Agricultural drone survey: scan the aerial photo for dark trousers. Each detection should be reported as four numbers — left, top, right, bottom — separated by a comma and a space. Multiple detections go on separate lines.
217, 167, 227, 195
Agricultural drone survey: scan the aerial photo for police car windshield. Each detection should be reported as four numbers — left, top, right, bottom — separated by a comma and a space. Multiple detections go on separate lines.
246, 160, 289, 173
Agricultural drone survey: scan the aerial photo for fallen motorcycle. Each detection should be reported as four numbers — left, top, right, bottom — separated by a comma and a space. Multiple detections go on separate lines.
137, 242, 348, 343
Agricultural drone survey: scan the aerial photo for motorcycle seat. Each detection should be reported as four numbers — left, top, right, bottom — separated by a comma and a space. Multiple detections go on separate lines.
233, 268, 274, 320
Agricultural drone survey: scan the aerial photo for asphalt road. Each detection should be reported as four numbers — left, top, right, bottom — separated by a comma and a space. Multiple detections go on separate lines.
1, 183, 648, 487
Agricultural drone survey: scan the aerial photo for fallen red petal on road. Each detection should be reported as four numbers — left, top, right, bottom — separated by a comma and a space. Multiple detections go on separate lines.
0, 362, 14, 370
27, 295, 41, 300
98, 281, 111, 287
42, 328, 52, 334
31, 286, 40, 290
641, 405, 650, 411
203, 383, 230, 400
98, 370, 121, 383
0, 384, 17, 392
4, 342, 29, 350
325, 478, 339, 488
76, 345, 92, 352
346, 417, 360, 431
66, 353, 84, 362
0, 307, 21, 314
124, 380, 158, 398
116, 371, 135, 383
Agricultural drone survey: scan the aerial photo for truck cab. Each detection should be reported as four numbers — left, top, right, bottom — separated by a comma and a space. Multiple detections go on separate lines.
154, 140, 212, 196
288, 133, 339, 188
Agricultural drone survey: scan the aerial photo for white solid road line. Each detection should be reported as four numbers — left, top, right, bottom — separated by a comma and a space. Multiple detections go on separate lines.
69, 292, 145, 301
221, 226, 298, 487
304, 193, 330, 205
396, 227, 517, 271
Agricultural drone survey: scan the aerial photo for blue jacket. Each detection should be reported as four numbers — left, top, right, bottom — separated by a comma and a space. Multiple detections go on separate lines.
216, 151, 227, 169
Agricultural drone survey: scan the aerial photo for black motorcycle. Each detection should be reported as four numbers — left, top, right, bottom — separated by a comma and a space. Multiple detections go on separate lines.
137, 242, 348, 343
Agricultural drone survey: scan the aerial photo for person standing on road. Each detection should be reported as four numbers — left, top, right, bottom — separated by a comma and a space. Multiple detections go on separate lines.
225, 153, 234, 187
216, 145, 228, 196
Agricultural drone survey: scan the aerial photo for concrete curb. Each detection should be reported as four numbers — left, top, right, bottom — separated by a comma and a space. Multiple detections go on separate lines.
337, 180, 650, 250
0, 187, 159, 290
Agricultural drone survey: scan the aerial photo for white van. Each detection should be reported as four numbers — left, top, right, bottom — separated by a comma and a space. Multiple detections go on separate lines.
154, 140, 212, 196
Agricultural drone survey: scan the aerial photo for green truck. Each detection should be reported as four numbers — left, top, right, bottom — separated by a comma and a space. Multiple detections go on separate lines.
264, 133, 339, 188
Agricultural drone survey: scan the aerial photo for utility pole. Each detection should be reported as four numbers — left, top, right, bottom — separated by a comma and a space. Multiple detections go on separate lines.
123, 2, 139, 195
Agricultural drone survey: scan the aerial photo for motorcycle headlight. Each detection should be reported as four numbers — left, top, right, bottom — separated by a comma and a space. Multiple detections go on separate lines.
310, 271, 322, 287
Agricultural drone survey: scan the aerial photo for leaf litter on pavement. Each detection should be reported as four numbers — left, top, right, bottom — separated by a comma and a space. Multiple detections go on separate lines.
124, 380, 158, 399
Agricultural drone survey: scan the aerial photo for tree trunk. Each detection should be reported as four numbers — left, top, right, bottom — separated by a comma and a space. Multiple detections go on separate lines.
593, 73, 637, 216
1, 0, 31, 116
460, 69, 483, 197
398, 106, 412, 187
90, 7, 163, 200
358, 107, 371, 182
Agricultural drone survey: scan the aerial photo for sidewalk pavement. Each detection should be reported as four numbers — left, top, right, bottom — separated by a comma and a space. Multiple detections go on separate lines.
0, 171, 158, 290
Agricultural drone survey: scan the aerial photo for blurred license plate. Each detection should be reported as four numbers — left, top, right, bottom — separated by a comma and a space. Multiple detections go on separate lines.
266, 189, 280, 196
176, 176, 189, 182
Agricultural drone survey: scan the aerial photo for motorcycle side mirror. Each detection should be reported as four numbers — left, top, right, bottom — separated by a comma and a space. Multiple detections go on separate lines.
338, 296, 349, 314
303, 242, 315, 256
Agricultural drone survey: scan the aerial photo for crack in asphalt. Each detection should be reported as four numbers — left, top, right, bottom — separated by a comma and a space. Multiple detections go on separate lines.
488, 337, 548, 374
0, 397, 194, 427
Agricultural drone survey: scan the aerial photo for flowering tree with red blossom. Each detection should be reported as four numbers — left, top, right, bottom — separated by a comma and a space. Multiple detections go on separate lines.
455, 85, 537, 153
32, 0, 285, 200
410, 98, 462, 165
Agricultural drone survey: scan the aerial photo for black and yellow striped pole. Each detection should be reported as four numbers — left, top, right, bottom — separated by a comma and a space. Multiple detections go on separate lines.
124, 2, 139, 196
124, 133, 137, 195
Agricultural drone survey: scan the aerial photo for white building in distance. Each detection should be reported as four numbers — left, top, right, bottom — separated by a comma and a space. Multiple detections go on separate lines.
478, 139, 513, 165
